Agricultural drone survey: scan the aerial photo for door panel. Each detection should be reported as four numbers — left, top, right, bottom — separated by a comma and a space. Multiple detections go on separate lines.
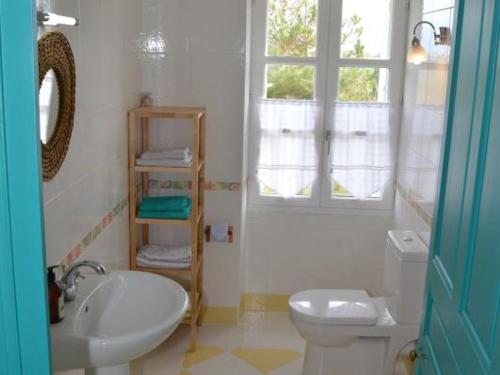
491, 41, 500, 375
433, 0, 485, 292
0, 0, 52, 374
418, 0, 500, 374
0, 20, 23, 374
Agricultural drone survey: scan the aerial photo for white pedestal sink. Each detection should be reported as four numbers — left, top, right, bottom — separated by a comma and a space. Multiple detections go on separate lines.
50, 271, 188, 375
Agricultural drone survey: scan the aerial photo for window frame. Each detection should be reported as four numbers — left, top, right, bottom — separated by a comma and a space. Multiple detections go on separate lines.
248, 0, 409, 211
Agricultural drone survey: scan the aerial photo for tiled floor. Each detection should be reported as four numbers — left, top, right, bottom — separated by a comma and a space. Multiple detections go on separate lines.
131, 312, 305, 375
130, 311, 413, 375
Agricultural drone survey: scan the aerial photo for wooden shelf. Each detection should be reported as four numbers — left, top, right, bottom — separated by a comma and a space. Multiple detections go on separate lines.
135, 165, 192, 174
135, 211, 203, 226
135, 217, 191, 226
136, 265, 191, 276
182, 291, 202, 324
129, 106, 206, 352
134, 160, 205, 175
198, 160, 205, 172
131, 106, 206, 119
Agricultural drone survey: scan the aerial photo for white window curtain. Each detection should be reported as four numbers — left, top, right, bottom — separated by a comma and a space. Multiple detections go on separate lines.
330, 102, 393, 199
256, 99, 320, 198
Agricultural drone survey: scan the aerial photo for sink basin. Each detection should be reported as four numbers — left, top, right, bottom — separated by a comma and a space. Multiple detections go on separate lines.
51, 270, 188, 374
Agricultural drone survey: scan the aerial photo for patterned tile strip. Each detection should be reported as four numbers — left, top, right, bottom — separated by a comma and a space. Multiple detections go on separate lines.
149, 179, 242, 192
61, 197, 128, 268
60, 179, 240, 268
396, 181, 433, 226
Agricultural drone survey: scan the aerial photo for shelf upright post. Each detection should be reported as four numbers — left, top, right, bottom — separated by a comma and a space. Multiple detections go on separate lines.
128, 111, 137, 271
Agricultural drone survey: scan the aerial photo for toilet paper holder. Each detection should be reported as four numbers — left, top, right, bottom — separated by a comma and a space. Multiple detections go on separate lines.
205, 225, 234, 243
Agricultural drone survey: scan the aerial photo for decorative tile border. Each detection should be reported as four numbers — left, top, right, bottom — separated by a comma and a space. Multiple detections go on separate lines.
396, 181, 433, 227
61, 198, 128, 268
205, 181, 242, 192
148, 179, 241, 192
59, 179, 240, 268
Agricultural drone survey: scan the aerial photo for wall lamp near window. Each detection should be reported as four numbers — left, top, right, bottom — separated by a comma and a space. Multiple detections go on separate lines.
407, 21, 451, 65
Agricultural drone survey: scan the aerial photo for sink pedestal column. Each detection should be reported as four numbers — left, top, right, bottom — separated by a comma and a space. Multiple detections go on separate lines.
85, 364, 129, 375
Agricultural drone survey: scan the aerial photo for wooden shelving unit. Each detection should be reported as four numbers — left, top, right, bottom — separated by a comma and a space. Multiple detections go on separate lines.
128, 106, 206, 352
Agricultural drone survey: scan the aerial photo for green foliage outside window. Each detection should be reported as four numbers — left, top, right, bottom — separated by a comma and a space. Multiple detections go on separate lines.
262, 0, 382, 198
267, 0, 317, 57
267, 65, 315, 100
338, 15, 380, 101
266, 0, 379, 101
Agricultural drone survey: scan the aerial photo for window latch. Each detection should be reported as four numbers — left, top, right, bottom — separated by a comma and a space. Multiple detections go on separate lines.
325, 130, 332, 155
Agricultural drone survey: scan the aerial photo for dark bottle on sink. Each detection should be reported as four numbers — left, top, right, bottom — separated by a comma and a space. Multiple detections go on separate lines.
47, 266, 64, 324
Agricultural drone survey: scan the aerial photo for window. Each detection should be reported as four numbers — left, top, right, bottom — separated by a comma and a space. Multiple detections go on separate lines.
250, 0, 406, 209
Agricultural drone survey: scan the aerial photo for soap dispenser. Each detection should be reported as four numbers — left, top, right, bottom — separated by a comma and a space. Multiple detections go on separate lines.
47, 266, 64, 324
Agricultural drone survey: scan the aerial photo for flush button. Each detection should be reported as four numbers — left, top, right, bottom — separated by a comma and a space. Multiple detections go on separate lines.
402, 237, 413, 242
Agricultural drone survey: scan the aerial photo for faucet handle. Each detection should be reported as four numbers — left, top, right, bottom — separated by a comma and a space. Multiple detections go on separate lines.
61, 260, 107, 302
75, 271, 86, 283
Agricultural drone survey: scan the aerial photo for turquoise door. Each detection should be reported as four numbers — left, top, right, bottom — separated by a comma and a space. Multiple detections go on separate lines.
417, 0, 500, 374
0, 0, 52, 374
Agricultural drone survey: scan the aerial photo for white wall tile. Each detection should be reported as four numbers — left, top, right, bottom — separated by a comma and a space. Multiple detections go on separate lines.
395, 0, 455, 233
393, 192, 431, 247
139, 0, 249, 306
243, 211, 392, 296
40, 0, 142, 268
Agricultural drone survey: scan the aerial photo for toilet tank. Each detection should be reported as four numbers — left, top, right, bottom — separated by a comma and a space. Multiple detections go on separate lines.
383, 230, 429, 325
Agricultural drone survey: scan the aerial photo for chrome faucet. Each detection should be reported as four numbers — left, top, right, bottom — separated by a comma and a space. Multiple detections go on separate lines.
61, 260, 107, 301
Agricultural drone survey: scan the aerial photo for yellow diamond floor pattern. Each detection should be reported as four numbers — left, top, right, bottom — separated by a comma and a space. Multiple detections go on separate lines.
129, 311, 305, 375
182, 346, 226, 368
181, 346, 302, 374
231, 348, 302, 373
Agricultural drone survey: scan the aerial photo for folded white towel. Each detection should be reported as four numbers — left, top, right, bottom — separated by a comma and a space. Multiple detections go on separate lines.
137, 254, 190, 263
138, 244, 191, 262
136, 158, 192, 168
137, 257, 191, 269
141, 148, 192, 161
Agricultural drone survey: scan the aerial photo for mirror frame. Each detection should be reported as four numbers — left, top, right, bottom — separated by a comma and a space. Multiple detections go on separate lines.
38, 31, 76, 181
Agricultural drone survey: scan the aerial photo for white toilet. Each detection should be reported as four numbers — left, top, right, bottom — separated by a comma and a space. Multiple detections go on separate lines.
289, 230, 429, 375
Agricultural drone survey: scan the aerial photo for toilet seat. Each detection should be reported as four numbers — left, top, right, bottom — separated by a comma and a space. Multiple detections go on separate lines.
289, 289, 378, 326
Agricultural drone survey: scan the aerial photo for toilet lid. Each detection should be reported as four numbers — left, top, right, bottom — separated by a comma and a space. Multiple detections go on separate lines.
289, 289, 378, 325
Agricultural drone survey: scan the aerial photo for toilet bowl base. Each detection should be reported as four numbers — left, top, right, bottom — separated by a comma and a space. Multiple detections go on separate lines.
302, 338, 386, 375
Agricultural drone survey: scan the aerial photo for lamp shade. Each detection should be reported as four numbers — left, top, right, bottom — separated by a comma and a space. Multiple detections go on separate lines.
407, 37, 428, 65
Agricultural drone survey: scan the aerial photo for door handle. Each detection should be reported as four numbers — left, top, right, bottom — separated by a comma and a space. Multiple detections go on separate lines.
325, 130, 332, 156
409, 349, 427, 362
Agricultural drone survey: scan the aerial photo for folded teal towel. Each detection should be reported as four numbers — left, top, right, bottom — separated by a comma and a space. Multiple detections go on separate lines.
138, 207, 191, 220
139, 198, 191, 220
140, 196, 191, 212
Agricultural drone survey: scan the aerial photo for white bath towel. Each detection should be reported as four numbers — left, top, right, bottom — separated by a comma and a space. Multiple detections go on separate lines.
136, 257, 191, 269
137, 245, 191, 269
138, 244, 191, 262
141, 148, 192, 161
137, 254, 190, 264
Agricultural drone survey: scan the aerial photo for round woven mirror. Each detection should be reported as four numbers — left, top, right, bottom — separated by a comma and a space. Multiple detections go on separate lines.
38, 31, 76, 181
